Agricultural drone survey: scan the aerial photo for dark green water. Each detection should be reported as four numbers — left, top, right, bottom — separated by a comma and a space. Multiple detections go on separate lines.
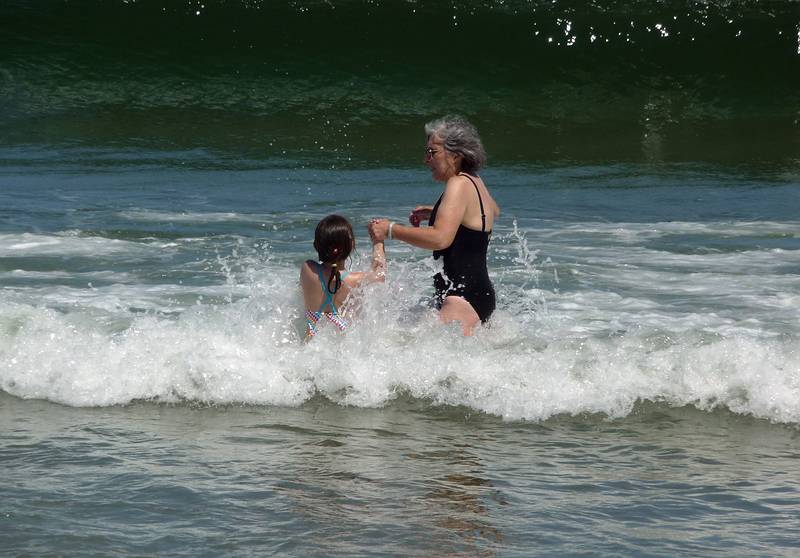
2, 0, 799, 165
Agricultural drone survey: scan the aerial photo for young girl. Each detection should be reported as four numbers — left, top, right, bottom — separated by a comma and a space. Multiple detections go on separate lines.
301, 214, 386, 339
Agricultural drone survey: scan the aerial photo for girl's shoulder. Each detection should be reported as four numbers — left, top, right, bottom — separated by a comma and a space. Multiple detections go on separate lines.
300, 260, 320, 284
301, 260, 319, 273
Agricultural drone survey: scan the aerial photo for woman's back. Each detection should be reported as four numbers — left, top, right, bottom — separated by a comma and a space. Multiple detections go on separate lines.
456, 173, 498, 233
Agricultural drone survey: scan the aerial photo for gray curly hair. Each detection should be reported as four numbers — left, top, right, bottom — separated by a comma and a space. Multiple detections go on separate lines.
424, 115, 486, 174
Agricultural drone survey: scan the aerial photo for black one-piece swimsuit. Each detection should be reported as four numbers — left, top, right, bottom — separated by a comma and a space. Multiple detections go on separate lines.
428, 173, 496, 322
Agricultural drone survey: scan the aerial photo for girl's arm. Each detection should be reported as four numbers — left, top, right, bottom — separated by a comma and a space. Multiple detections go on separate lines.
363, 241, 386, 284
346, 236, 386, 289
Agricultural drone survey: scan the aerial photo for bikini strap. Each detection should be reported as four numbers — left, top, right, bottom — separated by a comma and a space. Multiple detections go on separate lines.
459, 173, 486, 231
315, 265, 349, 315
316, 265, 338, 315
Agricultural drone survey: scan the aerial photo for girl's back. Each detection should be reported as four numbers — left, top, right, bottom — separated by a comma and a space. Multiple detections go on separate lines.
300, 215, 385, 339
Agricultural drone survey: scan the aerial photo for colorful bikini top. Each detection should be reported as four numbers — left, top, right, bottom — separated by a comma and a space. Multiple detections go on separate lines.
305, 265, 349, 338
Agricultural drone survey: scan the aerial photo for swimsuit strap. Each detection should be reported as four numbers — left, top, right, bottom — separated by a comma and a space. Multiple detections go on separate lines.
316, 265, 349, 315
459, 173, 486, 231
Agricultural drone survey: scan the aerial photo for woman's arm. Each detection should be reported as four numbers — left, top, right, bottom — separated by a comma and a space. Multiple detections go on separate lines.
372, 176, 470, 250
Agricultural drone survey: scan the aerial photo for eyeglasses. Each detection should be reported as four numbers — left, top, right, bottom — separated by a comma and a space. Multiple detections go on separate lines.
425, 147, 440, 159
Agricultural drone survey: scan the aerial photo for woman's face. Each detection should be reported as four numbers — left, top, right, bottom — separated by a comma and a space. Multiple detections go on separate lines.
425, 136, 460, 182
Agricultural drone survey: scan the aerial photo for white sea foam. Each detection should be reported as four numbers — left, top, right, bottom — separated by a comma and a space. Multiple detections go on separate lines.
0, 269, 134, 281
118, 210, 270, 224
1, 214, 797, 421
0, 233, 151, 257
1, 254, 798, 424
542, 220, 800, 243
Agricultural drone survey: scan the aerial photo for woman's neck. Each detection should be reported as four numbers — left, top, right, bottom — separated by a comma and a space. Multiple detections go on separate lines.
440, 168, 462, 183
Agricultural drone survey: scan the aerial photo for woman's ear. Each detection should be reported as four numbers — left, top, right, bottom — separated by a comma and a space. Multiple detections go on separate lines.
449, 152, 463, 172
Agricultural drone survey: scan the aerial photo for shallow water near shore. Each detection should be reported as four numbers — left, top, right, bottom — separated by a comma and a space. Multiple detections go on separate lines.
3, 394, 800, 557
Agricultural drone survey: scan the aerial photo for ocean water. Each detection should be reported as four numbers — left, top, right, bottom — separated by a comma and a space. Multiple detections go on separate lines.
2, 1, 800, 556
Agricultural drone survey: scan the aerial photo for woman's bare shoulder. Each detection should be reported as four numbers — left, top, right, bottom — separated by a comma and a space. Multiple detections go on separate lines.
446, 173, 473, 189
442, 174, 474, 200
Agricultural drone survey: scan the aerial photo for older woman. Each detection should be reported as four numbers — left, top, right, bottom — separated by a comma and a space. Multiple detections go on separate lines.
369, 115, 500, 335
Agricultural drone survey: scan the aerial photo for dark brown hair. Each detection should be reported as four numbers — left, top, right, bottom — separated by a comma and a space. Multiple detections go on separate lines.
313, 214, 354, 294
